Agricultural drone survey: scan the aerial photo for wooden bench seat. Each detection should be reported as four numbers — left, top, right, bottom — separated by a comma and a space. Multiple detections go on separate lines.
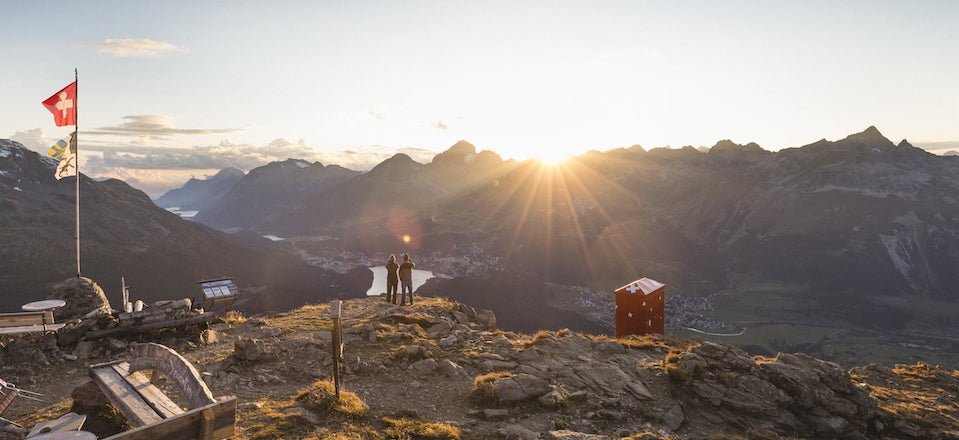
90, 361, 185, 426
0, 311, 64, 335
88, 343, 235, 440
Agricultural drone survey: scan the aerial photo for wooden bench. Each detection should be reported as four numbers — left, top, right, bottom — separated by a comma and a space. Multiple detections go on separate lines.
0, 311, 65, 336
88, 343, 235, 440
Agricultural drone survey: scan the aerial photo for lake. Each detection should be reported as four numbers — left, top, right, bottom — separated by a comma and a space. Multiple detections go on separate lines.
164, 207, 199, 219
366, 265, 435, 296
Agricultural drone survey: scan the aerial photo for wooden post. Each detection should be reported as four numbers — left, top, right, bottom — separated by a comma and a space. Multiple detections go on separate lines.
330, 300, 343, 400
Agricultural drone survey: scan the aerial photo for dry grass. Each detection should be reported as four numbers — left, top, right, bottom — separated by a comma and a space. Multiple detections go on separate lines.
266, 304, 334, 331
614, 334, 671, 350
382, 417, 461, 440
296, 380, 369, 417
303, 424, 382, 440
663, 347, 705, 383
472, 371, 512, 403
223, 310, 247, 325
241, 398, 308, 440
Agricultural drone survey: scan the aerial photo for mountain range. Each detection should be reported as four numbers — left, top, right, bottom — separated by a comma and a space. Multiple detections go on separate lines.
153, 127, 959, 366
0, 140, 368, 313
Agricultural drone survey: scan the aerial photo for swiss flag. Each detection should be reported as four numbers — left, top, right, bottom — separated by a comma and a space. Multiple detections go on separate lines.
42, 82, 77, 126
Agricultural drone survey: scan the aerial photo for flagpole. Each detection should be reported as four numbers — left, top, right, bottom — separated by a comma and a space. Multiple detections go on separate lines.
75, 67, 81, 278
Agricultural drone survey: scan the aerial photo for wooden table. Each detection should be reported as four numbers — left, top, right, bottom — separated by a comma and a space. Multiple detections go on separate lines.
27, 431, 96, 440
21, 300, 65, 332
21, 300, 66, 313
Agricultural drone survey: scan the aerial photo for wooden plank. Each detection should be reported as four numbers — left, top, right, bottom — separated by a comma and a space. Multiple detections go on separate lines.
0, 313, 45, 328
0, 323, 66, 335
86, 313, 216, 339
199, 407, 214, 439
0, 390, 17, 416
90, 367, 163, 427
27, 412, 86, 436
102, 398, 236, 440
111, 363, 183, 419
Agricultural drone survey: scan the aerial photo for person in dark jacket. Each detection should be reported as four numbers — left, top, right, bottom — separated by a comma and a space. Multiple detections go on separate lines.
399, 254, 415, 305
385, 254, 399, 304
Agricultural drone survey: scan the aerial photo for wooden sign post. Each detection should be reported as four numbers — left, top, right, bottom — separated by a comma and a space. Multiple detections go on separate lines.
330, 300, 344, 399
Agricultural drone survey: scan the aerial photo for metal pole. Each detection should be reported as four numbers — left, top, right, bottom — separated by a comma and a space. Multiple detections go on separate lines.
74, 67, 81, 278
330, 300, 343, 399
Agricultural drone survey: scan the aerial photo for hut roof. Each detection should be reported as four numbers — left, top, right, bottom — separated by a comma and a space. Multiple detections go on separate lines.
617, 278, 665, 296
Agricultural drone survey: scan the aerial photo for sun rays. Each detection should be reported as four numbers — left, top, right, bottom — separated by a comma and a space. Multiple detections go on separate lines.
468, 157, 646, 285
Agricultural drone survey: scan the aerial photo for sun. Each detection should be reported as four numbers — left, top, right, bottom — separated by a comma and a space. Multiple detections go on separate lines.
533, 150, 572, 165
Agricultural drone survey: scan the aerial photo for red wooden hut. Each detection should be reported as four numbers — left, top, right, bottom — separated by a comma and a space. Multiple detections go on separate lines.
614, 278, 665, 337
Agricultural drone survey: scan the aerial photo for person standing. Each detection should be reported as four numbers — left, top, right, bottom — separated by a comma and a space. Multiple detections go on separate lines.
385, 254, 399, 304
399, 254, 416, 305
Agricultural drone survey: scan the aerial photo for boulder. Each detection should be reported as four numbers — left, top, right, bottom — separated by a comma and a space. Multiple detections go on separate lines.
282, 407, 322, 425
427, 321, 452, 338
538, 389, 567, 408
439, 335, 459, 349
234, 338, 266, 362
411, 358, 439, 375
438, 359, 468, 379
546, 430, 610, 440
75, 340, 95, 360
482, 408, 510, 421
491, 373, 551, 403
499, 424, 539, 440
0, 423, 28, 440
476, 309, 497, 329
72, 380, 110, 409
662, 405, 685, 431
451, 311, 471, 325
47, 277, 111, 320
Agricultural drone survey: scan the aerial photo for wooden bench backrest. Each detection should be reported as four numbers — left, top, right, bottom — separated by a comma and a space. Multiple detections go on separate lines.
101, 398, 236, 440
127, 343, 216, 409
0, 389, 18, 417
0, 311, 54, 328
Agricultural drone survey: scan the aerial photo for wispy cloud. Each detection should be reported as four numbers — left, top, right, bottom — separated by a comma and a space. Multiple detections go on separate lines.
96, 38, 188, 58
432, 120, 448, 130
82, 138, 437, 175
915, 140, 959, 155
87, 115, 243, 140
80, 138, 440, 196
8, 128, 49, 153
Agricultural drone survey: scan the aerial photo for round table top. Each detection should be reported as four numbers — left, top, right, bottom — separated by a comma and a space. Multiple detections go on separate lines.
27, 432, 97, 440
21, 299, 66, 312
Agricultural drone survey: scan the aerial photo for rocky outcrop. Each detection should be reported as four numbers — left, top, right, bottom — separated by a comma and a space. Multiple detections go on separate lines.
47, 277, 111, 320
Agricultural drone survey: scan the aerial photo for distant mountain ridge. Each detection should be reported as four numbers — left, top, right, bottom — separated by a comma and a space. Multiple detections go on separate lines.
192, 158, 359, 230
155, 167, 244, 211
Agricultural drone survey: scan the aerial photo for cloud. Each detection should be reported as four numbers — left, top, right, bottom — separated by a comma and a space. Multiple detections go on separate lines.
915, 141, 959, 154
68, 135, 441, 197
82, 139, 438, 177
8, 128, 50, 153
368, 110, 386, 120
86, 115, 244, 140
432, 120, 448, 130
97, 38, 188, 58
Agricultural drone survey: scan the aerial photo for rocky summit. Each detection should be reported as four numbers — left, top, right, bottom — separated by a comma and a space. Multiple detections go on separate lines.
1, 296, 956, 439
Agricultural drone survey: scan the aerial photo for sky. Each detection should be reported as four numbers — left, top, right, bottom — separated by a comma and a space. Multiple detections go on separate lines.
2, 0, 958, 196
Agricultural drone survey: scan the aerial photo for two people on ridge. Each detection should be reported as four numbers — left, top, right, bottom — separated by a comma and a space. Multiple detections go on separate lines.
385, 254, 416, 305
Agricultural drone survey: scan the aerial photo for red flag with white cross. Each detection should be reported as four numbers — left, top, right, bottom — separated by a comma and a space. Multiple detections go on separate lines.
42, 82, 77, 126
